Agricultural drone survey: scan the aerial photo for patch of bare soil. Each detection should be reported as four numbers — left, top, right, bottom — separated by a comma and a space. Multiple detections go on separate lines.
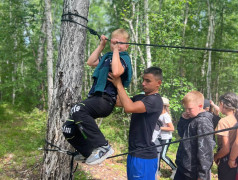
78, 157, 127, 180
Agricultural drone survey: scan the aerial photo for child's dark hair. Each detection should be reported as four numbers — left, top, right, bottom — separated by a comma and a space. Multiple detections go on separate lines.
144, 67, 163, 81
219, 92, 238, 121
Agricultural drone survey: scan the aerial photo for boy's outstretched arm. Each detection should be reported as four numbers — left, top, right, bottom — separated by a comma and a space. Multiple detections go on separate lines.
108, 73, 146, 113
87, 35, 107, 67
111, 39, 125, 77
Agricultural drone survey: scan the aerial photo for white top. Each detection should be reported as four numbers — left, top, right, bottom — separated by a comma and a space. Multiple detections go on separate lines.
158, 112, 173, 140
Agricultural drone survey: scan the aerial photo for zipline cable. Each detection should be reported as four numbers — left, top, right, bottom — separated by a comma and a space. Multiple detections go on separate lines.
61, 12, 238, 53
108, 123, 238, 159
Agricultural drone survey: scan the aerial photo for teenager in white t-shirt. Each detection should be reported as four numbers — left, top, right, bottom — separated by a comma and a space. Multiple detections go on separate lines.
153, 97, 177, 179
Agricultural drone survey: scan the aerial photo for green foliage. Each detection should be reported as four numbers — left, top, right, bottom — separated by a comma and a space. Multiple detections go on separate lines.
161, 76, 195, 122
100, 112, 130, 151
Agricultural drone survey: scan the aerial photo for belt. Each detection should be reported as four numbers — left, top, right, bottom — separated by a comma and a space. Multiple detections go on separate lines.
89, 92, 117, 103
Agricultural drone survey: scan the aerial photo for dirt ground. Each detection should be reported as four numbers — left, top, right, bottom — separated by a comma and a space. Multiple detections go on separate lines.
78, 158, 127, 180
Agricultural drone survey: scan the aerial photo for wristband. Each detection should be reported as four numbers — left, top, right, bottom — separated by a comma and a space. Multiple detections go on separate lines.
229, 159, 236, 161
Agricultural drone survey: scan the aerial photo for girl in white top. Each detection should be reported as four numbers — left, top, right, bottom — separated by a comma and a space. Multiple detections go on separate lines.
153, 97, 176, 179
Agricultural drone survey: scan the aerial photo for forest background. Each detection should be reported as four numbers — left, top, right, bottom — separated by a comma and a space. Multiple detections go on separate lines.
0, 0, 238, 179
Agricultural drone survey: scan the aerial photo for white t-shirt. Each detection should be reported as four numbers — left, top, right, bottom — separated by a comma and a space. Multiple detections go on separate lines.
158, 112, 173, 140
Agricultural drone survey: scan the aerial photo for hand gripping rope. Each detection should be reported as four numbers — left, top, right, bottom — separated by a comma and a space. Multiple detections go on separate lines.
39, 123, 238, 179
61, 12, 238, 53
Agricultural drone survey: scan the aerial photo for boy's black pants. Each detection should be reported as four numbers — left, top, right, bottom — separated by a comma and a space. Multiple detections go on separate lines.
62, 94, 115, 158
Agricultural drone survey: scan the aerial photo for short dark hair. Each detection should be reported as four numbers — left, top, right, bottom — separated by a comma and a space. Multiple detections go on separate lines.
144, 67, 163, 80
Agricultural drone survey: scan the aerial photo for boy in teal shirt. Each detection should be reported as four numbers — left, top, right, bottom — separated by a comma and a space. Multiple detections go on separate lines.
62, 29, 132, 165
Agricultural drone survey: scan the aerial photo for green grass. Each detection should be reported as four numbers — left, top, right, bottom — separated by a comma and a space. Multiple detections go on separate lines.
0, 103, 46, 179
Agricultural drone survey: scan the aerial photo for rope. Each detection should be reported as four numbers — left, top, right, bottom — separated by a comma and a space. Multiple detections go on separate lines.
107, 124, 238, 159
40, 140, 78, 180
61, 12, 101, 39
62, 12, 88, 22
61, 12, 238, 53
40, 124, 238, 161
117, 42, 238, 53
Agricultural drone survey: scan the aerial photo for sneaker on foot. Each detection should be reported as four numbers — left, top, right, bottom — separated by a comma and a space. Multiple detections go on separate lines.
170, 169, 177, 179
74, 152, 86, 163
85, 144, 114, 165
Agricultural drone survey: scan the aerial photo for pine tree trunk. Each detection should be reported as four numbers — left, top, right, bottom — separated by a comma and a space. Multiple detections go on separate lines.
41, 0, 90, 179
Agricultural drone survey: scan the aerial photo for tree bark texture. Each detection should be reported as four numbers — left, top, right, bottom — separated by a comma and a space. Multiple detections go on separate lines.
45, 0, 54, 108
144, 0, 151, 68
206, 0, 215, 99
41, 0, 90, 179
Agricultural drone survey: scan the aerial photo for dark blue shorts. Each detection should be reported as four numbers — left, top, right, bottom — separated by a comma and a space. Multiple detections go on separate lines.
127, 154, 158, 180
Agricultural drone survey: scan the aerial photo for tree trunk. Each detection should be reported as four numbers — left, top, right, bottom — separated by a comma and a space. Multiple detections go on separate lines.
41, 0, 90, 179
125, 2, 145, 67
36, 20, 46, 72
179, 1, 189, 77
45, 0, 54, 109
128, 2, 138, 93
206, 0, 215, 99
144, 0, 151, 68
36, 20, 47, 109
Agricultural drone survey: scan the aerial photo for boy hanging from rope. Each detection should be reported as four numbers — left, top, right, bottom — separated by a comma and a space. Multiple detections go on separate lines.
62, 29, 132, 165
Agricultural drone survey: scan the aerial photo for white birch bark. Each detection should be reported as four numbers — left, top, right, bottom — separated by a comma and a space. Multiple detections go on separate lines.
144, 0, 151, 67
36, 20, 46, 72
45, 0, 54, 109
179, 1, 189, 77
41, 0, 90, 179
206, 0, 215, 99
125, 18, 145, 66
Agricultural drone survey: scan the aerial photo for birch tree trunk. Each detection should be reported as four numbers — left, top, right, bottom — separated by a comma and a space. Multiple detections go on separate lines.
206, 0, 215, 99
36, 20, 47, 109
36, 20, 46, 72
45, 0, 54, 108
144, 0, 151, 67
129, 2, 138, 92
41, 0, 90, 179
124, 2, 146, 66
10, 1, 17, 105
179, 1, 189, 77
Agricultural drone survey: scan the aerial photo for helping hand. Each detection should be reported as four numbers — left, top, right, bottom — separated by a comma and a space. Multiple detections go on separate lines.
214, 154, 220, 165
228, 159, 237, 168
108, 72, 122, 88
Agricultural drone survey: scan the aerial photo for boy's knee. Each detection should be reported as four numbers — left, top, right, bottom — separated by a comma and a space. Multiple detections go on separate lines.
62, 120, 76, 138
